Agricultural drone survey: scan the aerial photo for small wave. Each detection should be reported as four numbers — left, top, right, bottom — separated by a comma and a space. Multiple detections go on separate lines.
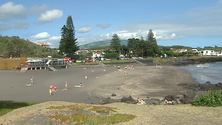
196, 64, 210, 68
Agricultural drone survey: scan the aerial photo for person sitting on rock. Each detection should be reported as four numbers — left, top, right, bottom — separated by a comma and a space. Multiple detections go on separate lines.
164, 99, 173, 104
137, 98, 146, 105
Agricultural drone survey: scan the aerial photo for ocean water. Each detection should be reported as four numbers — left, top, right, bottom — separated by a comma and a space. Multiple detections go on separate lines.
180, 62, 222, 84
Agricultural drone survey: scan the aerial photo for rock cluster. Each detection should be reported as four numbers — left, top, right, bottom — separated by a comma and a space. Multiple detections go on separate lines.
99, 81, 222, 105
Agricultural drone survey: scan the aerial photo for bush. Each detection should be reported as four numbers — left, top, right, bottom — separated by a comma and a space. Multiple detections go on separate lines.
192, 90, 222, 107
104, 53, 119, 59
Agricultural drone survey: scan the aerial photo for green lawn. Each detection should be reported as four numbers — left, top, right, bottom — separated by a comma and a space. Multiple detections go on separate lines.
0, 101, 37, 116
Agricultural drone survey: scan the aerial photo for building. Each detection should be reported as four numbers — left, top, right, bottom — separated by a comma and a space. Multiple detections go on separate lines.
36, 43, 50, 49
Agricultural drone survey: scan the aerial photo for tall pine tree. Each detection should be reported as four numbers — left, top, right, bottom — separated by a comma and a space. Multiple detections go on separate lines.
146, 29, 157, 44
110, 34, 121, 53
59, 15, 79, 57
146, 29, 158, 56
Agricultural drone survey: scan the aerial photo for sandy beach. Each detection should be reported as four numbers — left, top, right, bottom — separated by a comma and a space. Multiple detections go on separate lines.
0, 64, 199, 103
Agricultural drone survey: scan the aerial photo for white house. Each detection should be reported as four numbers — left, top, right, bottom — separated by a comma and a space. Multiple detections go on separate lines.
92, 52, 105, 58
200, 50, 217, 56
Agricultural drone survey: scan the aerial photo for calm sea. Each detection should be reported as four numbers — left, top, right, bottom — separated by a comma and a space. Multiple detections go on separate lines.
180, 62, 222, 84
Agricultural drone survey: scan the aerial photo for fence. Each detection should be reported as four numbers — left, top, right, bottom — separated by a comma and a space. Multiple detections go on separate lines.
0, 58, 27, 70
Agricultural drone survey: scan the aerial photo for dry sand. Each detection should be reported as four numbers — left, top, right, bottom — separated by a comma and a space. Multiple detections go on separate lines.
1, 64, 221, 125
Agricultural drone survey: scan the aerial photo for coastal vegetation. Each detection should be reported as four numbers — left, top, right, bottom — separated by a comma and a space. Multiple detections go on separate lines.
192, 90, 222, 107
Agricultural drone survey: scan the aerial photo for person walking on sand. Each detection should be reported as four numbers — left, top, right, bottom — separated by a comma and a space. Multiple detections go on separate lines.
30, 77, 34, 84
64, 81, 68, 90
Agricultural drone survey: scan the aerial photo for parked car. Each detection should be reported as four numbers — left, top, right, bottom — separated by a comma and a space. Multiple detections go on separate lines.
104, 58, 111, 61
131, 57, 138, 59
76, 60, 82, 63
85, 60, 92, 62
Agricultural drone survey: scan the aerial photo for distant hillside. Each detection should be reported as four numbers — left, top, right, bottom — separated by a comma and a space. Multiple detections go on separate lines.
0, 36, 62, 58
80, 40, 128, 49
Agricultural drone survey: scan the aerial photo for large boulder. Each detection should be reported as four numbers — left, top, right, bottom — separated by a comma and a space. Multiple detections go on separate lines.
146, 98, 161, 105
179, 91, 198, 104
120, 95, 137, 104
99, 97, 120, 105
198, 81, 215, 91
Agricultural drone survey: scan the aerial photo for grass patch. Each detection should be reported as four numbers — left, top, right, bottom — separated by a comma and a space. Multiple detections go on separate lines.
102, 59, 135, 64
153, 57, 177, 63
0, 101, 37, 116
47, 104, 136, 124
192, 90, 222, 107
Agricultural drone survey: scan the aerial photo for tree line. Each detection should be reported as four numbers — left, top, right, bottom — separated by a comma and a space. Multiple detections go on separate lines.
108, 29, 158, 58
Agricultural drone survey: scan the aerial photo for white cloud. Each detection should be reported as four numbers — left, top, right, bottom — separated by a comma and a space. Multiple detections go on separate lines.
96, 23, 111, 29
0, 2, 27, 21
29, 4, 49, 15
77, 26, 91, 33
30, 32, 50, 40
38, 9, 63, 23
30, 32, 61, 48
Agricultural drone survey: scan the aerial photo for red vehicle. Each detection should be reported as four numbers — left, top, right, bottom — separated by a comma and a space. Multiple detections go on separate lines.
85, 60, 92, 62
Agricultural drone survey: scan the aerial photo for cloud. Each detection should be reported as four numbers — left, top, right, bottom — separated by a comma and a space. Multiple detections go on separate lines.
77, 26, 91, 33
30, 32, 50, 40
0, 2, 27, 21
30, 32, 61, 48
37, 9, 63, 23
96, 23, 111, 29
0, 20, 29, 31
29, 4, 49, 15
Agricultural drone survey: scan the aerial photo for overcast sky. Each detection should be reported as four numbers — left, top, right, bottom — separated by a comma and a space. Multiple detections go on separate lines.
1, 0, 222, 48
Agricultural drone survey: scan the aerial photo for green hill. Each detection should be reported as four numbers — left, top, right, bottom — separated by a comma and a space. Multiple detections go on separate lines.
79, 40, 128, 49
0, 36, 62, 58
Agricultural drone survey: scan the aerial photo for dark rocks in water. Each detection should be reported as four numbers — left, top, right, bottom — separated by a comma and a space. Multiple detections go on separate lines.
198, 81, 216, 91
120, 95, 137, 104
111, 93, 116, 96
215, 83, 222, 90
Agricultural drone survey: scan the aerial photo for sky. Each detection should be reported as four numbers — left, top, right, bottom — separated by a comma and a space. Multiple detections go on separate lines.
1, 0, 222, 48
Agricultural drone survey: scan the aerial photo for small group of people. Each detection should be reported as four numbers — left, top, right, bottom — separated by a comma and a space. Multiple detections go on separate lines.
49, 81, 68, 95
137, 98, 146, 105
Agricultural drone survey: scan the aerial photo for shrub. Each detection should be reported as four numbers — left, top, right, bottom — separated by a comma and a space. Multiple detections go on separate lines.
192, 90, 222, 107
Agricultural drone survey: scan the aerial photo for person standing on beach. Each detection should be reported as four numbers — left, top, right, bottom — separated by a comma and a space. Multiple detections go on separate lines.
30, 77, 33, 84
65, 81, 68, 90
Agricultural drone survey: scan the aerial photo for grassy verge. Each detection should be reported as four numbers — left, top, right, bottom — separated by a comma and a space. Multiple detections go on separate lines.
0, 101, 37, 116
153, 57, 177, 63
102, 59, 135, 64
